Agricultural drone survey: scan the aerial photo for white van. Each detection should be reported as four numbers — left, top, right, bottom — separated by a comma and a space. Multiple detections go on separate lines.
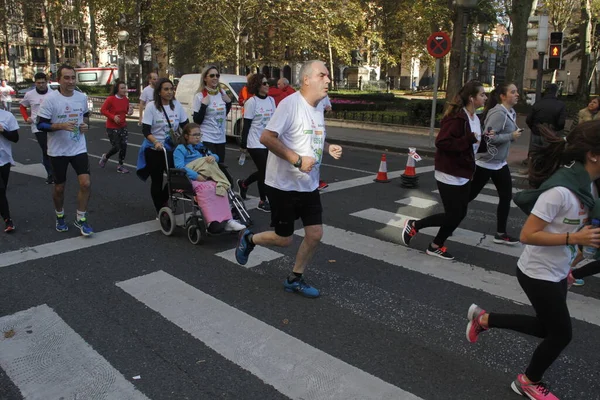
175, 73, 247, 143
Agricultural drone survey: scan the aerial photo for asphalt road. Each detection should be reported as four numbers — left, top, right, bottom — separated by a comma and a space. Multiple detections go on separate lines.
1, 115, 599, 400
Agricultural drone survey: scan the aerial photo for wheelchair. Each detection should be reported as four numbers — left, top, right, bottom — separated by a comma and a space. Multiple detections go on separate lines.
157, 148, 252, 245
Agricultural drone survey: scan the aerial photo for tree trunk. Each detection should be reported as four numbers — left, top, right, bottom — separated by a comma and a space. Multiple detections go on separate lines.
89, 2, 97, 67
445, 6, 463, 102
326, 20, 334, 90
505, 0, 535, 95
42, 0, 57, 75
577, 0, 592, 100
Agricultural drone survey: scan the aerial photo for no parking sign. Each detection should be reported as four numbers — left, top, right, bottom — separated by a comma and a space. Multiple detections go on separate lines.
427, 32, 451, 58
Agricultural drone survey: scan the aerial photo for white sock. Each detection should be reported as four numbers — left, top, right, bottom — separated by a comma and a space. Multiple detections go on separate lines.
55, 209, 65, 218
76, 210, 86, 221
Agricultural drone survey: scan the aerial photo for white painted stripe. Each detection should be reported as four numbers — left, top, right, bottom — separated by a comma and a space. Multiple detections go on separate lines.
350, 208, 523, 258
12, 161, 48, 179
88, 152, 139, 170
216, 246, 283, 268
483, 183, 522, 194
325, 165, 435, 193
117, 271, 422, 400
298, 225, 600, 327
395, 197, 438, 208
432, 189, 517, 208
0, 304, 149, 400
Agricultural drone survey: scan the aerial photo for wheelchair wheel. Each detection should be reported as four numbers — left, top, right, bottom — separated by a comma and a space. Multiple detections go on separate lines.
158, 207, 176, 236
187, 224, 204, 245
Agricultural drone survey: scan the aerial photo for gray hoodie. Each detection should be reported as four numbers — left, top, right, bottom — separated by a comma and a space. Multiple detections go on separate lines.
478, 104, 517, 166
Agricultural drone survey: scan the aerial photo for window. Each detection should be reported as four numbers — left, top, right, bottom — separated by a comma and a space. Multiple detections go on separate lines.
64, 47, 76, 59
77, 72, 97, 82
63, 29, 79, 44
13, 45, 25, 57
32, 48, 46, 62
533, 59, 538, 70
29, 28, 44, 38
530, 79, 536, 89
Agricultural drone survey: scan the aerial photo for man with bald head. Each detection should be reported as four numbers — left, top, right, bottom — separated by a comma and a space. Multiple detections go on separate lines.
269, 77, 296, 106
235, 60, 343, 298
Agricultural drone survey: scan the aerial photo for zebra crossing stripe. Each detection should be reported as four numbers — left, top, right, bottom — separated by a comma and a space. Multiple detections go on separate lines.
350, 208, 523, 258
216, 246, 283, 268
432, 190, 517, 207
483, 183, 522, 194
0, 305, 149, 400
395, 197, 439, 208
117, 270, 423, 400
297, 225, 600, 327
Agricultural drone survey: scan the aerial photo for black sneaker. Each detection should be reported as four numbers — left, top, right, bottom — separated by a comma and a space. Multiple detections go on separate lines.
493, 233, 520, 245
426, 244, 454, 260
4, 218, 15, 233
257, 200, 271, 212
401, 219, 417, 246
236, 179, 248, 200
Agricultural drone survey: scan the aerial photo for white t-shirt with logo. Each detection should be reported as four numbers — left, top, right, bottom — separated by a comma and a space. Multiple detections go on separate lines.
518, 186, 589, 282
0, 85, 14, 102
435, 110, 481, 186
0, 110, 19, 166
192, 91, 228, 144
37, 89, 89, 157
20, 89, 49, 133
140, 85, 154, 103
244, 96, 275, 149
264, 92, 326, 192
142, 100, 188, 144
316, 95, 331, 112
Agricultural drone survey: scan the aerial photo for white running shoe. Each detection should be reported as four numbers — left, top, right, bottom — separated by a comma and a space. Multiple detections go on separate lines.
225, 219, 246, 232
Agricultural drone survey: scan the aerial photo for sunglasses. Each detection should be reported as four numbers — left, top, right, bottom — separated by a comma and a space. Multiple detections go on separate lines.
188, 133, 202, 137
262, 81, 269, 86
208, 73, 220, 78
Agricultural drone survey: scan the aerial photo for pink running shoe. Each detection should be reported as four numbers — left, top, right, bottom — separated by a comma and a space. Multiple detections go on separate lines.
466, 303, 487, 343
511, 374, 559, 399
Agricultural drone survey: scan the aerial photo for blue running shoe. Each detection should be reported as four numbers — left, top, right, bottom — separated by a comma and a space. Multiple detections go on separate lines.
283, 277, 320, 298
74, 217, 94, 236
235, 228, 255, 265
573, 278, 585, 287
56, 215, 69, 232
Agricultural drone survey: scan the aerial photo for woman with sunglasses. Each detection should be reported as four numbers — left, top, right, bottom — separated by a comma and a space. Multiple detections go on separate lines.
137, 78, 188, 214
192, 66, 232, 163
236, 74, 275, 212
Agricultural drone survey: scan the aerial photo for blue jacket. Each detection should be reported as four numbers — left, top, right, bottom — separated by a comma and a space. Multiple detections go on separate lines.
136, 137, 175, 181
173, 143, 219, 180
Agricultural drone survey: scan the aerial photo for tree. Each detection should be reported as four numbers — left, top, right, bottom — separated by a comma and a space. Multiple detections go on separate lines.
504, 0, 536, 94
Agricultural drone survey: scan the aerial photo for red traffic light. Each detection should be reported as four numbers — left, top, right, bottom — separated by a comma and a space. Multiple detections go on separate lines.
549, 45, 561, 58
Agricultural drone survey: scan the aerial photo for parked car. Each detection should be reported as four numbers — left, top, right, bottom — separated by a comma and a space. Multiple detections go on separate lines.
175, 73, 247, 143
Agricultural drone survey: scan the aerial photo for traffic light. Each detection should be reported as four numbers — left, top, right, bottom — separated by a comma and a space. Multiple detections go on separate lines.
548, 32, 563, 70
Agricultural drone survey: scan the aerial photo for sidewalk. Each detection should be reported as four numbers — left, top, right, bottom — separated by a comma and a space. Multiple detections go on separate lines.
325, 115, 531, 170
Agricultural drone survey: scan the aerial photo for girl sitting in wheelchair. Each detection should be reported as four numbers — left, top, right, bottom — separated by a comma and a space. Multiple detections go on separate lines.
174, 123, 246, 233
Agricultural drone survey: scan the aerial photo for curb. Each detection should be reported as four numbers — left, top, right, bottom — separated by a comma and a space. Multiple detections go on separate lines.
326, 137, 437, 159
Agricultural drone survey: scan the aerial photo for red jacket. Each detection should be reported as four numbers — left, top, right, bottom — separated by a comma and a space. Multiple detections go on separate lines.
434, 109, 478, 179
268, 85, 295, 106
101, 96, 129, 129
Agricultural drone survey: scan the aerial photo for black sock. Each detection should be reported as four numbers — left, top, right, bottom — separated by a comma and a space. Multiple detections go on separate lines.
288, 272, 302, 282
247, 233, 254, 245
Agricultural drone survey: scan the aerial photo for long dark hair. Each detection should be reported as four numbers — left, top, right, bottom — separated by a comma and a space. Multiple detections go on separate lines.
444, 80, 483, 117
153, 78, 175, 112
481, 82, 514, 121
111, 79, 126, 96
528, 120, 600, 188
247, 73, 266, 95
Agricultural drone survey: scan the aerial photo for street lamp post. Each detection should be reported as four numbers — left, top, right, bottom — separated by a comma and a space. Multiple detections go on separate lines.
478, 22, 489, 83
566, 70, 571, 95
240, 32, 249, 76
8, 47, 17, 82
456, 0, 478, 85
118, 30, 130, 88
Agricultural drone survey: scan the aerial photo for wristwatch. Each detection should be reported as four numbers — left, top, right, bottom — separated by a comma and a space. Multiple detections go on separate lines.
293, 155, 302, 168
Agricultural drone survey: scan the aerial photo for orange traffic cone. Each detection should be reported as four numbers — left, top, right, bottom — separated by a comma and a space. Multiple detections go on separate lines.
374, 154, 391, 183
401, 147, 421, 188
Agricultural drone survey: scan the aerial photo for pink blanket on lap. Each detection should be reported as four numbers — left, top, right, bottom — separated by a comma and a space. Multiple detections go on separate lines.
191, 180, 232, 223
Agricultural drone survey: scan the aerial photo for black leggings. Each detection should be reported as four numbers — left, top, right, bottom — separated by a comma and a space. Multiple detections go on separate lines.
469, 164, 512, 233
34, 131, 52, 176
415, 180, 471, 247
572, 260, 600, 279
203, 142, 226, 163
488, 268, 571, 382
243, 148, 268, 201
105, 128, 128, 164
0, 163, 10, 220
144, 148, 172, 213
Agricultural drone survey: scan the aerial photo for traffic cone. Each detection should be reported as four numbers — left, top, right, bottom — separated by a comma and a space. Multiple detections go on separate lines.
374, 154, 391, 183
401, 147, 421, 188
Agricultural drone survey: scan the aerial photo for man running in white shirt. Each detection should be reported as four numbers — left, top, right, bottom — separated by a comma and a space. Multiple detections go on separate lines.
235, 60, 343, 298
37, 65, 93, 236
20, 72, 53, 184
0, 80, 15, 112
138, 72, 158, 125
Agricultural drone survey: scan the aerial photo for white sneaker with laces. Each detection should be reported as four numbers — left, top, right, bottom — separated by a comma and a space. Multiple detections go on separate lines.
225, 219, 246, 232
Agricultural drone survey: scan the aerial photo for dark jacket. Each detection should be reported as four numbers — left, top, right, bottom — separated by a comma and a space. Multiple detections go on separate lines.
526, 95, 566, 135
435, 109, 478, 179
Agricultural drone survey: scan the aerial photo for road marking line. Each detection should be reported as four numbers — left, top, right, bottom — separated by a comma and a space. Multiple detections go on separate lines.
117, 270, 422, 400
12, 161, 48, 179
483, 183, 522, 194
350, 208, 523, 258
297, 225, 600, 327
432, 190, 517, 208
0, 304, 149, 399
395, 197, 438, 208
216, 246, 283, 268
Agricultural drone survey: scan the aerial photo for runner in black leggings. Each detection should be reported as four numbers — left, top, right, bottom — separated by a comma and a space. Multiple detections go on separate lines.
465, 121, 600, 400
236, 73, 275, 212
469, 82, 522, 245
0, 109, 19, 233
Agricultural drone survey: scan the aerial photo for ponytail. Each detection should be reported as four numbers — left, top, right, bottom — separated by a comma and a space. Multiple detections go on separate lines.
444, 80, 483, 117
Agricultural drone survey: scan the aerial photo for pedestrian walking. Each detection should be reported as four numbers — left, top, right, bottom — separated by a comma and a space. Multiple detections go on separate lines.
137, 78, 188, 214
192, 66, 231, 163
236, 73, 275, 212
99, 80, 133, 173
0, 108, 19, 233
526, 84, 566, 155
0, 80, 15, 112
401, 80, 487, 260
36, 65, 93, 236
19, 72, 53, 184
469, 82, 522, 245
466, 120, 600, 400
234, 60, 343, 298
138, 72, 158, 126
